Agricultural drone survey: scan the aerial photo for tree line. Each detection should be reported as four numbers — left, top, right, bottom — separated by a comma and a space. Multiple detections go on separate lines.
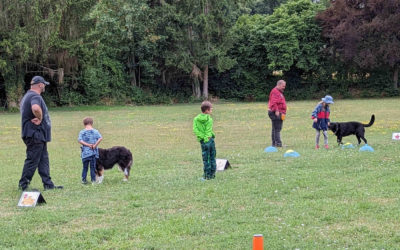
0, 0, 399, 108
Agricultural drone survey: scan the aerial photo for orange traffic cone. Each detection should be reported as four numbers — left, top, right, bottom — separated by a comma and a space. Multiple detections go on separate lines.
253, 234, 263, 250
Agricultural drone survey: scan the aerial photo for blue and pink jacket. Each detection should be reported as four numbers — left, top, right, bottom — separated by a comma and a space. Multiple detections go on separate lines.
311, 103, 330, 131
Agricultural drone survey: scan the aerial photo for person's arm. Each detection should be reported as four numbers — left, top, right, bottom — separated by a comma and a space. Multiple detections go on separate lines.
311, 104, 320, 122
78, 131, 93, 148
270, 91, 281, 116
93, 137, 102, 149
79, 140, 93, 147
193, 119, 205, 142
327, 107, 330, 125
204, 118, 213, 142
31, 104, 43, 125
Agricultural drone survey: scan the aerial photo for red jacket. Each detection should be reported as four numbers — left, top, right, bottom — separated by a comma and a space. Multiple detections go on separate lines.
268, 87, 287, 114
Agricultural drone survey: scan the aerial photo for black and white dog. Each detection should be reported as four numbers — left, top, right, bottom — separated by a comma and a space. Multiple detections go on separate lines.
96, 146, 133, 183
328, 114, 375, 145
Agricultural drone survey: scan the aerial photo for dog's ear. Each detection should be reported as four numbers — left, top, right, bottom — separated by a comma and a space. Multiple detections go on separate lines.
336, 123, 340, 132
330, 123, 338, 132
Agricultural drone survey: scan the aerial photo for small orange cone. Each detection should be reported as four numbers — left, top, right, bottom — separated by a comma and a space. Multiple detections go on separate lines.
253, 234, 263, 250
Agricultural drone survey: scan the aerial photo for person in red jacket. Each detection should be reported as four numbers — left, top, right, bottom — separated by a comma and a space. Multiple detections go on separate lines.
268, 80, 287, 147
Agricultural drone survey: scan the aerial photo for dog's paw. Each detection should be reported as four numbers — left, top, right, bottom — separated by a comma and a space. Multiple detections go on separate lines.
97, 175, 104, 184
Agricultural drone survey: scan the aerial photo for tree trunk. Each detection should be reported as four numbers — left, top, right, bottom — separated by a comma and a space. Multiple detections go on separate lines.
394, 65, 399, 89
138, 66, 141, 88
129, 55, 137, 87
202, 65, 209, 99
192, 77, 201, 99
190, 64, 202, 99
162, 70, 166, 85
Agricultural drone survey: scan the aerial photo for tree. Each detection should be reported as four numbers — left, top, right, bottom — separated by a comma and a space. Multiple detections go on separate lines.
317, 0, 400, 88
229, 0, 325, 94
82, 0, 164, 102
0, 0, 97, 107
263, 0, 325, 73
0, 0, 59, 107
160, 0, 247, 99
249, 0, 288, 15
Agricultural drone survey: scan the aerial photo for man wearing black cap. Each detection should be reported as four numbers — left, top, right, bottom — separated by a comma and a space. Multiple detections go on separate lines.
18, 76, 63, 191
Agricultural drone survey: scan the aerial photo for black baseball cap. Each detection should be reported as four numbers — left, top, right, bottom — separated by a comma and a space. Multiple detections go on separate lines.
31, 76, 50, 85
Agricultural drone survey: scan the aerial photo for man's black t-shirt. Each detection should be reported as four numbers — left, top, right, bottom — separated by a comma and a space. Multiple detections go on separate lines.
20, 90, 51, 142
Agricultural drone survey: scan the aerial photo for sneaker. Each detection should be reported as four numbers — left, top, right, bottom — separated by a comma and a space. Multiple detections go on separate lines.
315, 145, 320, 149
324, 145, 329, 149
81, 180, 88, 185
44, 185, 64, 190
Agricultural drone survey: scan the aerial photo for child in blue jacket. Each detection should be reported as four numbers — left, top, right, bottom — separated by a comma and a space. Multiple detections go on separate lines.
311, 95, 334, 149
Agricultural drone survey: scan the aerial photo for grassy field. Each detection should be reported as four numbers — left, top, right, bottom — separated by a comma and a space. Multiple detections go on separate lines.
1, 98, 400, 249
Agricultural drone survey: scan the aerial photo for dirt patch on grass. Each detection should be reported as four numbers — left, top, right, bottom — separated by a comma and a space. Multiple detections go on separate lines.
60, 218, 111, 234
369, 197, 397, 205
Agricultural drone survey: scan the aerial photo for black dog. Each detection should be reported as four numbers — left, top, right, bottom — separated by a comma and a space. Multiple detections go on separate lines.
96, 146, 133, 183
329, 115, 375, 145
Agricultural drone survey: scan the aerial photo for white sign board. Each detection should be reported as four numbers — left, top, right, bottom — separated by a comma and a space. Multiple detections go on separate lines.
17, 191, 46, 207
392, 132, 400, 140
216, 159, 231, 171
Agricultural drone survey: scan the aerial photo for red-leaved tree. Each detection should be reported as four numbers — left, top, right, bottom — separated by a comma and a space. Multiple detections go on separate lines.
317, 0, 400, 88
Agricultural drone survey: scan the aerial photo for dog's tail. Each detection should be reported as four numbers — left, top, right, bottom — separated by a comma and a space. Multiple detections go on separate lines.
363, 114, 375, 127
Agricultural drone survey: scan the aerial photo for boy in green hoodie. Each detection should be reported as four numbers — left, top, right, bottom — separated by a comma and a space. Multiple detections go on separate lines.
193, 101, 216, 180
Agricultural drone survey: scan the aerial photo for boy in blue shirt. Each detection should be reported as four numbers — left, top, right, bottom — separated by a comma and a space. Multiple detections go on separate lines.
78, 117, 102, 184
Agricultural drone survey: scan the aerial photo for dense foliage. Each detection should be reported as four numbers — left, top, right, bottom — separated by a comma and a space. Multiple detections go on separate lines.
0, 0, 399, 108
317, 0, 400, 89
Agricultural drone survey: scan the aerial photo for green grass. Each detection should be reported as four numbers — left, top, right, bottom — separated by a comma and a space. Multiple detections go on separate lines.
1, 98, 400, 249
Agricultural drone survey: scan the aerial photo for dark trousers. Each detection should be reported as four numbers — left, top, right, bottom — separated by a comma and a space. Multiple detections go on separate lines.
268, 111, 283, 147
200, 138, 216, 179
82, 155, 96, 182
19, 137, 54, 189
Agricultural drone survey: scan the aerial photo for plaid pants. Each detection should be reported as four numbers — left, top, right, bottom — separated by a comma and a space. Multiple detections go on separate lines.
200, 138, 216, 179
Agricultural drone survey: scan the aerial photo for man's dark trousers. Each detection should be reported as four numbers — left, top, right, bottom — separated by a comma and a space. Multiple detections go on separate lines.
201, 138, 216, 179
268, 111, 283, 147
19, 137, 54, 189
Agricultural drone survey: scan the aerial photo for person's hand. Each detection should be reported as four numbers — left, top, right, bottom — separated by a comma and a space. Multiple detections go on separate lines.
313, 118, 317, 123
31, 118, 41, 125
275, 111, 279, 117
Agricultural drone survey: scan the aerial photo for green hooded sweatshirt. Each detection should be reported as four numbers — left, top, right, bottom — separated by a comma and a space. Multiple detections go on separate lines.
193, 113, 215, 143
